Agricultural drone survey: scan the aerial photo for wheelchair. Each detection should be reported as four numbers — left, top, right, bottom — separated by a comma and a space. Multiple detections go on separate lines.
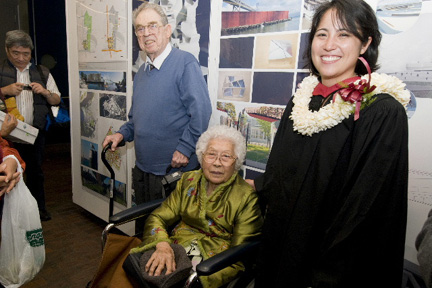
99, 199, 260, 288
96, 143, 260, 288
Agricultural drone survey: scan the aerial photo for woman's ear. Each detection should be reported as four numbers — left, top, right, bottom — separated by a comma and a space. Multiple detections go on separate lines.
360, 36, 372, 55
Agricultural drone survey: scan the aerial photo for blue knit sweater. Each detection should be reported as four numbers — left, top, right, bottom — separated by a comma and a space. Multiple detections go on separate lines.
118, 48, 211, 175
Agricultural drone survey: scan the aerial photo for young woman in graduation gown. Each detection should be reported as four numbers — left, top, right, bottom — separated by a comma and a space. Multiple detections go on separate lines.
250, 0, 411, 287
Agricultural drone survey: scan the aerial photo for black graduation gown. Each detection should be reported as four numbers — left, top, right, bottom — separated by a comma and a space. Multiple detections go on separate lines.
254, 93, 408, 288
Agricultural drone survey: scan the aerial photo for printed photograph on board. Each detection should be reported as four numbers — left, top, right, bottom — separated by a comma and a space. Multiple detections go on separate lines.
297, 32, 309, 70
254, 33, 299, 69
81, 167, 127, 206
376, 0, 422, 34
99, 93, 127, 121
81, 139, 99, 170
215, 101, 285, 170
80, 90, 98, 139
252, 72, 294, 105
76, 0, 127, 62
132, 0, 211, 75
221, 0, 302, 36
219, 37, 255, 69
218, 70, 253, 102
79, 71, 127, 92
301, 0, 330, 30
378, 1, 432, 109
98, 122, 128, 180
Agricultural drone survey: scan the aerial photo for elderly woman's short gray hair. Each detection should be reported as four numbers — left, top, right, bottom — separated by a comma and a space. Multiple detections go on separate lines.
196, 125, 246, 171
132, 2, 169, 28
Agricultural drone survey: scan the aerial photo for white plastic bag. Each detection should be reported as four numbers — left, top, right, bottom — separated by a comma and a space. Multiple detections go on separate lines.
0, 156, 45, 288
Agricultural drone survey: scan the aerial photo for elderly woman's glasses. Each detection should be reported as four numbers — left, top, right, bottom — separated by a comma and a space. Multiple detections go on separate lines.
135, 23, 160, 36
203, 152, 237, 165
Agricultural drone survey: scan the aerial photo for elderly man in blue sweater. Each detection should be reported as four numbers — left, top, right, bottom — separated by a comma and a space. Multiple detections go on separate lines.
103, 2, 211, 224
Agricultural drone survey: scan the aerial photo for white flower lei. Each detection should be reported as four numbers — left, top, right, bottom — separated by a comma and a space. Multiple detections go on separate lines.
289, 73, 411, 136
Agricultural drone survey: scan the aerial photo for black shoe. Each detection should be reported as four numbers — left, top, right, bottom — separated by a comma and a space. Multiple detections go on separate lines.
40, 209, 52, 221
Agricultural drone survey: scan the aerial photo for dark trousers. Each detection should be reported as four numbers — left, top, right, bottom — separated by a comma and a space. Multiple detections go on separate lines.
14, 130, 47, 211
132, 165, 164, 235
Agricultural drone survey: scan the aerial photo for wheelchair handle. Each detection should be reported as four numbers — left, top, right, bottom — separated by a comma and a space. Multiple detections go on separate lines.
165, 164, 183, 174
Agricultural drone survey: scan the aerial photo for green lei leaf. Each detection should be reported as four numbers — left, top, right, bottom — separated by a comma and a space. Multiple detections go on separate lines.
360, 93, 378, 110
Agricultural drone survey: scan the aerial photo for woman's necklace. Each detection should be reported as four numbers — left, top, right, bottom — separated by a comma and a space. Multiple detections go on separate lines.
289, 72, 410, 136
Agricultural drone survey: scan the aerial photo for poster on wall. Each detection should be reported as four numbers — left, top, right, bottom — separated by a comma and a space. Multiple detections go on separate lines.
79, 70, 127, 93
75, 0, 130, 210
76, 0, 128, 62
81, 167, 127, 206
132, 0, 211, 75
215, 101, 284, 171
221, 0, 302, 36
301, 0, 329, 30
216, 0, 305, 175
70, 0, 211, 220
374, 0, 432, 264
79, 83, 128, 207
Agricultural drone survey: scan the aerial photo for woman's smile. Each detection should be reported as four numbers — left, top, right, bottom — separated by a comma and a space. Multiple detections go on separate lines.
321, 55, 341, 62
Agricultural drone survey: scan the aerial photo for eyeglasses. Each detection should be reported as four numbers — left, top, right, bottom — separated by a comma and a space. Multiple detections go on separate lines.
203, 151, 237, 165
135, 23, 161, 36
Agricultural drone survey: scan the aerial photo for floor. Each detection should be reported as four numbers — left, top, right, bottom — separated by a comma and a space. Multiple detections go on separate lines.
18, 139, 111, 288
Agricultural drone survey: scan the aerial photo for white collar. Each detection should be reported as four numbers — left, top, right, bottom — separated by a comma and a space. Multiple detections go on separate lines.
15, 62, 32, 73
146, 44, 172, 70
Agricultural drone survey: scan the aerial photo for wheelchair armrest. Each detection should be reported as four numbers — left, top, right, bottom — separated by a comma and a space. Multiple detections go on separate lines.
196, 240, 261, 276
109, 198, 165, 225
101, 198, 165, 250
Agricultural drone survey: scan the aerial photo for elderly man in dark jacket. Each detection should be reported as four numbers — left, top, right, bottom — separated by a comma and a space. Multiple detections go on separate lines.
0, 30, 61, 221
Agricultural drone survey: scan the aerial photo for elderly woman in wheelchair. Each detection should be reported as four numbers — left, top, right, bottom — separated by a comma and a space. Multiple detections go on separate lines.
128, 125, 263, 288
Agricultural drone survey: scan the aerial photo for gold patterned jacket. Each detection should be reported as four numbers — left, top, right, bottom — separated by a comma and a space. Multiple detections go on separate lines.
131, 169, 263, 288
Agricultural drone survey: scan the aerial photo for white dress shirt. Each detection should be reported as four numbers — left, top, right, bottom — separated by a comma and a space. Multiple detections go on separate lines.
16, 63, 61, 125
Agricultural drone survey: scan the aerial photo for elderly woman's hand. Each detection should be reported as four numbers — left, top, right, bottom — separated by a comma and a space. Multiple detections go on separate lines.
145, 241, 176, 276
0, 158, 21, 197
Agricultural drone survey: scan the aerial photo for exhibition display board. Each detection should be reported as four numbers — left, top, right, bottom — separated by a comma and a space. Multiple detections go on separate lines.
66, 0, 432, 263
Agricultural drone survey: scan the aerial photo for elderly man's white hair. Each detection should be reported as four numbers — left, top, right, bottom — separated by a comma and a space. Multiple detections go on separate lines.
196, 125, 246, 171
132, 2, 169, 27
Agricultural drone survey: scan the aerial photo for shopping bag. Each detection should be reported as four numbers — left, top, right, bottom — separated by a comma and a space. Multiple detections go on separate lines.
0, 157, 45, 288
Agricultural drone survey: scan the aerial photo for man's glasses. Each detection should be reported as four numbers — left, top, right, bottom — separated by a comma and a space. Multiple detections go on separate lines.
203, 152, 237, 166
135, 23, 161, 36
